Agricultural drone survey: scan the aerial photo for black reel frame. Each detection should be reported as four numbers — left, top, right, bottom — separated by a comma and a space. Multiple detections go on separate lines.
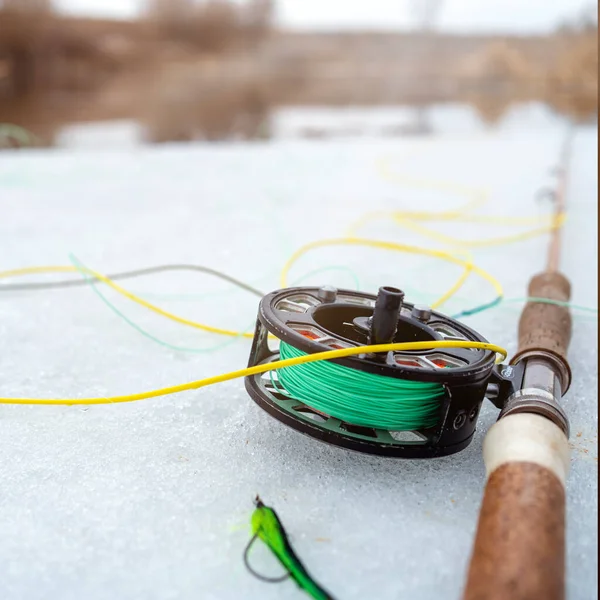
245, 286, 524, 458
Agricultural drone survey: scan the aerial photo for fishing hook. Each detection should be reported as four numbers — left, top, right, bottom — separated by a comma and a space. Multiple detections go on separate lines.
243, 534, 290, 584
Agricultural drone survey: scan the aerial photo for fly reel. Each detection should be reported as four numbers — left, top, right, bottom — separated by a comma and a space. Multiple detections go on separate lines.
245, 285, 520, 458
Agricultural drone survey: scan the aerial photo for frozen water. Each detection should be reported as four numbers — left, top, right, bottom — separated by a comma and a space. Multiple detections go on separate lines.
0, 123, 597, 600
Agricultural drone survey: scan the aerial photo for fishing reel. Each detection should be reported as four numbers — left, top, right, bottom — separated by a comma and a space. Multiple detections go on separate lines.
245, 285, 523, 458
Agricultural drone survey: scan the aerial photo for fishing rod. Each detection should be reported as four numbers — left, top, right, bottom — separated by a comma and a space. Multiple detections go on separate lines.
463, 128, 575, 600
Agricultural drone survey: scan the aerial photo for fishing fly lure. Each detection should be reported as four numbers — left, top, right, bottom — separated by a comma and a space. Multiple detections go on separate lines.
245, 496, 336, 600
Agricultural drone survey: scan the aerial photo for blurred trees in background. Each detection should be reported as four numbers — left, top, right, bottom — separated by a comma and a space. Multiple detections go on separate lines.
0, 0, 53, 14
0, 0, 595, 145
145, 0, 273, 52
0, 0, 119, 98
0, 0, 274, 101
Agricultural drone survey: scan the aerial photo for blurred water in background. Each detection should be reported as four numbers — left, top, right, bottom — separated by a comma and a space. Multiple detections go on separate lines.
0, 0, 597, 149
52, 101, 575, 148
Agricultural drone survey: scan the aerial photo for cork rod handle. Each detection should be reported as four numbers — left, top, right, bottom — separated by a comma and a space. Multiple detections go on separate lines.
513, 272, 572, 365
462, 413, 570, 600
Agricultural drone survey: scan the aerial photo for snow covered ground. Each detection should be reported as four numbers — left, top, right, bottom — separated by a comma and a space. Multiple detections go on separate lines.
0, 116, 597, 599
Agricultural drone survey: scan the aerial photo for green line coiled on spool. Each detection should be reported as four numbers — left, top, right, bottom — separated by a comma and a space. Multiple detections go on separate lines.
272, 342, 446, 431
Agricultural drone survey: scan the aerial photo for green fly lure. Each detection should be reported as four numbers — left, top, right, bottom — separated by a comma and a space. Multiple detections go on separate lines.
245, 496, 336, 600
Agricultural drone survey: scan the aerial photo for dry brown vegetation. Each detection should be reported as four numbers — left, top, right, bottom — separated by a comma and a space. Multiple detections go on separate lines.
456, 32, 598, 121
546, 32, 598, 119
0, 2, 123, 98
0, 0, 272, 98
145, 0, 272, 52
141, 59, 271, 142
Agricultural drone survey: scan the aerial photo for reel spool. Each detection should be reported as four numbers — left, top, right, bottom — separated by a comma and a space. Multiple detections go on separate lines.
245, 285, 517, 458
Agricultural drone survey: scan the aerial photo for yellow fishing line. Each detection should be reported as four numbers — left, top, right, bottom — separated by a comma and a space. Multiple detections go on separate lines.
346, 156, 566, 248
0, 265, 254, 339
431, 258, 474, 309
0, 266, 75, 278
279, 237, 501, 310
376, 157, 489, 217
392, 213, 566, 249
348, 210, 564, 239
446, 214, 562, 226
0, 340, 507, 405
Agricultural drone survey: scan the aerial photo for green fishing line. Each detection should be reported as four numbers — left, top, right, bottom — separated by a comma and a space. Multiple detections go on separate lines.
273, 342, 446, 431
453, 296, 598, 319
70, 255, 253, 354
504, 296, 598, 314
246, 497, 336, 600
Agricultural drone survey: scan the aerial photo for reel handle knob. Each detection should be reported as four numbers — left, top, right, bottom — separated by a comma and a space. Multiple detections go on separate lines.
369, 286, 404, 346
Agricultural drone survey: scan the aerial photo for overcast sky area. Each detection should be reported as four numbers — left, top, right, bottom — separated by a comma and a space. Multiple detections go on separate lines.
55, 0, 592, 33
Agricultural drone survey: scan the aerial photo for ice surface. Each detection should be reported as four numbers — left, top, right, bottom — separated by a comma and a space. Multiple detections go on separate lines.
0, 125, 597, 600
